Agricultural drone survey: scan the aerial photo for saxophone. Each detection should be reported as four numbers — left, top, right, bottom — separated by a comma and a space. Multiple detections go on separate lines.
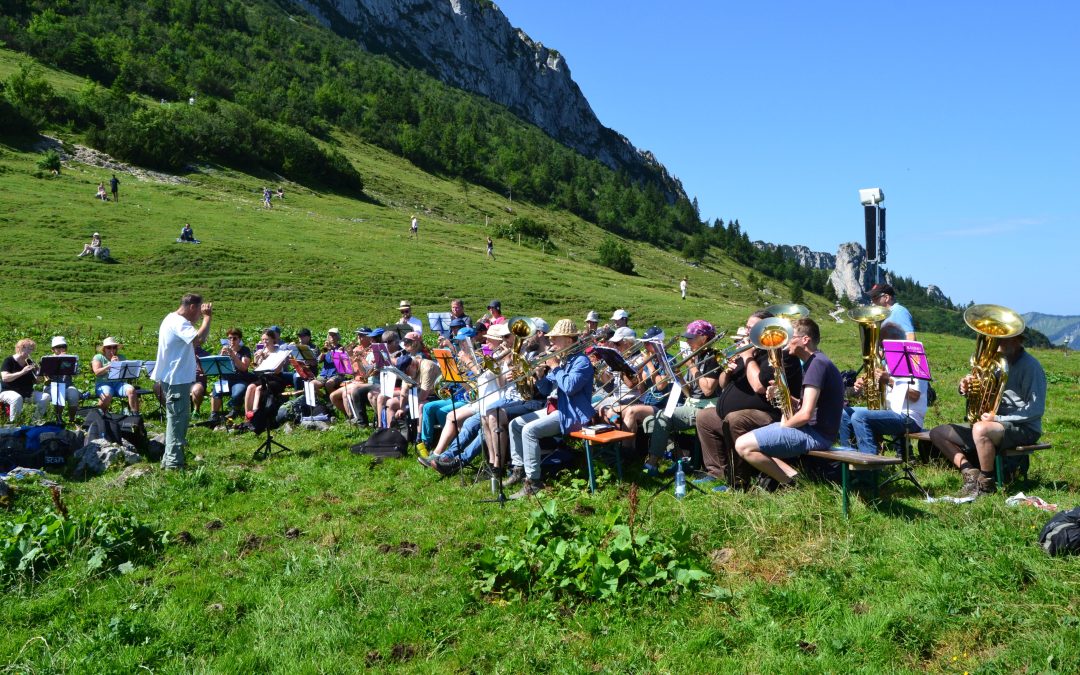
848, 305, 891, 409
962, 304, 1025, 423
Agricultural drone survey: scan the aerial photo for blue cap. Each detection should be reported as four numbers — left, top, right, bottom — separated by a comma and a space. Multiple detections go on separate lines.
456, 327, 477, 338
449, 318, 467, 328
395, 355, 413, 370
368, 328, 385, 338
264, 325, 281, 337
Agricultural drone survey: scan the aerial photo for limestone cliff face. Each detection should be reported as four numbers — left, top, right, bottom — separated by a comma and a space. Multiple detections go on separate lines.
297, 0, 675, 192
752, 242, 836, 270
829, 242, 870, 303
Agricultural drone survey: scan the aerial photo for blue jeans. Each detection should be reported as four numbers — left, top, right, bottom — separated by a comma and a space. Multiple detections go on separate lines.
446, 413, 485, 464
840, 407, 921, 454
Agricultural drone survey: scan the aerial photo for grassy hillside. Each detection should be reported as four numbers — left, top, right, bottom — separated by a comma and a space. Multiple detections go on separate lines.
1, 52, 1080, 672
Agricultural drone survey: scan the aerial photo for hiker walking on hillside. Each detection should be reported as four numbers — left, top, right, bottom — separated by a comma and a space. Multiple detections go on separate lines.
680, 276, 688, 300
262, 187, 273, 209
410, 215, 419, 239
487, 236, 495, 260
110, 175, 120, 202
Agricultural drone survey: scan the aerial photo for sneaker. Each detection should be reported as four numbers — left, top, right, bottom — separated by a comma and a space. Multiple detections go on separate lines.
509, 478, 544, 500
693, 475, 720, 486
417, 455, 434, 469
956, 467, 982, 498
712, 484, 730, 493
503, 466, 526, 487
417, 442, 430, 458
754, 475, 780, 493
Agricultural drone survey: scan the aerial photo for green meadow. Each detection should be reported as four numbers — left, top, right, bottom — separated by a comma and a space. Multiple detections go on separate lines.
2, 57, 1080, 673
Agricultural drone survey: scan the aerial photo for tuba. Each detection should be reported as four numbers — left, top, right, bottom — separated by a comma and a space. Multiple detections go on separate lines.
507, 316, 538, 398
962, 304, 1025, 424
764, 303, 810, 321
848, 305, 891, 409
749, 318, 795, 418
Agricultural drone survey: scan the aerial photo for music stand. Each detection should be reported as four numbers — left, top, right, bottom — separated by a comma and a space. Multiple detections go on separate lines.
877, 339, 932, 498
39, 356, 77, 425
108, 360, 144, 381
427, 312, 452, 338
252, 372, 293, 460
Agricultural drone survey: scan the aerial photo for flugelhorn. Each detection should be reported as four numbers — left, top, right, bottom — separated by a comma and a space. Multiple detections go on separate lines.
962, 304, 1025, 424
848, 305, 891, 409
749, 318, 794, 418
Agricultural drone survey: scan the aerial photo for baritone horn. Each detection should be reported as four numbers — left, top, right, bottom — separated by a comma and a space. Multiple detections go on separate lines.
963, 304, 1025, 424
848, 305, 891, 409
749, 318, 794, 418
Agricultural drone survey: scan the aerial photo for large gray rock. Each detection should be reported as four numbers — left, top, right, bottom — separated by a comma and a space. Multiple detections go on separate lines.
926, 284, 948, 304
297, 0, 675, 192
73, 439, 142, 476
829, 242, 870, 304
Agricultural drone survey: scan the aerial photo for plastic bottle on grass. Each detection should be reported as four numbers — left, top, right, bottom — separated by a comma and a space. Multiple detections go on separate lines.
674, 459, 686, 499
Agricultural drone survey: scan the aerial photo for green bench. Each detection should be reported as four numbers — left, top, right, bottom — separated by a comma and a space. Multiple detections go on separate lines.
905, 431, 1053, 486
807, 449, 903, 518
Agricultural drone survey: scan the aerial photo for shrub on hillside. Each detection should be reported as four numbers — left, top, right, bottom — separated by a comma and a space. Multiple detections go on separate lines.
597, 237, 634, 275
36, 148, 61, 174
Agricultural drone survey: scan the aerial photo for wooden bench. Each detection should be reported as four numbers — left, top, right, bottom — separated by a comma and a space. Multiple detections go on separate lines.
807, 448, 903, 518
906, 431, 1053, 486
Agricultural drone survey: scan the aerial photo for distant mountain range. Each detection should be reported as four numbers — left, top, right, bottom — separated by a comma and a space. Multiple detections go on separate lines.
1021, 313, 1080, 346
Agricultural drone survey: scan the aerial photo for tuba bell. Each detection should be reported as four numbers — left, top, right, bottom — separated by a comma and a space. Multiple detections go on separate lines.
962, 304, 1025, 424
749, 318, 795, 418
848, 305, 891, 409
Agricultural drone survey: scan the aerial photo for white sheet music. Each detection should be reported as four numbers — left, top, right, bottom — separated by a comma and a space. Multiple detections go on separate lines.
663, 384, 682, 418
408, 389, 420, 418
304, 380, 317, 407
108, 360, 144, 380
50, 382, 67, 408
255, 350, 290, 372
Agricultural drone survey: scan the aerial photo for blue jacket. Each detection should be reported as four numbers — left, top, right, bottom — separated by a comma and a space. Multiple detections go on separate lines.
536, 353, 595, 434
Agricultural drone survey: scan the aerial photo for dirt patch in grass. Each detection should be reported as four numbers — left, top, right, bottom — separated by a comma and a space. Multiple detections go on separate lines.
238, 534, 265, 556
378, 541, 419, 557
205, 519, 224, 531
176, 531, 194, 545
284, 527, 301, 539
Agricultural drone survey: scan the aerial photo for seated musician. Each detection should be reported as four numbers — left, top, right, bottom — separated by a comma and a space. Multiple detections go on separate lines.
367, 331, 404, 423
584, 311, 600, 336
418, 327, 478, 454
641, 320, 721, 476
332, 327, 377, 426
422, 323, 511, 459
381, 336, 439, 423
1, 339, 50, 422
397, 300, 424, 334
869, 283, 916, 340
696, 311, 804, 490
928, 332, 1046, 498
210, 327, 253, 419
733, 318, 844, 491
505, 319, 594, 499
44, 336, 81, 424
836, 322, 926, 454
593, 326, 640, 419
607, 326, 674, 455
449, 298, 472, 328
313, 328, 347, 395
91, 337, 140, 413
243, 327, 289, 418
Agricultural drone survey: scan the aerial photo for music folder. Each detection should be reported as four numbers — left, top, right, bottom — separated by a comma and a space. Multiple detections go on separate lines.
882, 340, 932, 380
38, 355, 78, 379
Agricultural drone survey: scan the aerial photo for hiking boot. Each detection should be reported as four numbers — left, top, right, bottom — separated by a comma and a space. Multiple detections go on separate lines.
434, 455, 462, 477
972, 475, 997, 499
503, 466, 525, 487
754, 474, 780, 493
509, 478, 544, 500
956, 467, 982, 498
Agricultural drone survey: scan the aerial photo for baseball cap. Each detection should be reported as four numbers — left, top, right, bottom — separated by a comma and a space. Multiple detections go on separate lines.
487, 299, 501, 310
403, 331, 422, 342
611, 309, 629, 320
531, 317, 550, 333
611, 327, 637, 342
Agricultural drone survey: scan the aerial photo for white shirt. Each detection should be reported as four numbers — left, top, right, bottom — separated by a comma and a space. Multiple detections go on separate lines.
151, 311, 199, 385
405, 316, 423, 334
886, 377, 928, 428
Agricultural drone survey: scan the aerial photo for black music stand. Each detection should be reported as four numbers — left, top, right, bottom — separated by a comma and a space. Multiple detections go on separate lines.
39, 355, 77, 426
252, 372, 292, 461
877, 340, 933, 498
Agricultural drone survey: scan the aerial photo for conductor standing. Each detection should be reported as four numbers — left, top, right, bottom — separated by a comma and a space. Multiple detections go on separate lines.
151, 293, 212, 469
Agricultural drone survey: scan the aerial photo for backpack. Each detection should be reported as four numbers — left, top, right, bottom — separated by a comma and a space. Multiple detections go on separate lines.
26, 425, 82, 469
0, 426, 31, 472
1039, 507, 1080, 557
350, 428, 408, 459
83, 410, 148, 452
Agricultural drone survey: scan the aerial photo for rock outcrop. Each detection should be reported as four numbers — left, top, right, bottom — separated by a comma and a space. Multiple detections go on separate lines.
926, 284, 948, 304
752, 242, 836, 270
829, 242, 870, 303
297, 0, 676, 193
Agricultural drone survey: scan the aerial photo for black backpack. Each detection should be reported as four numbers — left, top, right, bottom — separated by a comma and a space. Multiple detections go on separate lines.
350, 428, 408, 459
83, 409, 148, 452
1039, 507, 1080, 557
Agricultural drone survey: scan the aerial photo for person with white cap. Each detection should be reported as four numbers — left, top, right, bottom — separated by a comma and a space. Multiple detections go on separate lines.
611, 309, 630, 330
1, 339, 50, 422
91, 336, 140, 414
44, 336, 81, 423
396, 300, 424, 334
505, 319, 595, 499
584, 311, 600, 336
78, 232, 103, 258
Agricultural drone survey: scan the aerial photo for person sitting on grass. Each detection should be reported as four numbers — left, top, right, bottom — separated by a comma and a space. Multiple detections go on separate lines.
78, 232, 103, 258
178, 223, 199, 243
96, 182, 109, 201
91, 337, 139, 414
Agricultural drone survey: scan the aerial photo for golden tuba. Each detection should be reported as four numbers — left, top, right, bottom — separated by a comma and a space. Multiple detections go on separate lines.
962, 304, 1025, 424
749, 318, 795, 419
765, 303, 810, 321
507, 317, 537, 398
848, 305, 891, 409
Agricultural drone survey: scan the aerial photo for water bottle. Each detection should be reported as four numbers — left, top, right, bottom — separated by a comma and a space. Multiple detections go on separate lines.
674, 459, 687, 500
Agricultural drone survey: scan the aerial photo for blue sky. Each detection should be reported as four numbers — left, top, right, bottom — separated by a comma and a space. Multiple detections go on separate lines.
495, 1, 1080, 315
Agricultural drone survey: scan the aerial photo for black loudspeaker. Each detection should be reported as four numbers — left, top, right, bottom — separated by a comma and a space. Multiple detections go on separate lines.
877, 207, 886, 263
864, 205, 877, 260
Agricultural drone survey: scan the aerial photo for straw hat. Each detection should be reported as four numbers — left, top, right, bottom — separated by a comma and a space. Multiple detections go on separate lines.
486, 323, 511, 339
102, 336, 121, 348
398, 300, 411, 310
546, 319, 578, 338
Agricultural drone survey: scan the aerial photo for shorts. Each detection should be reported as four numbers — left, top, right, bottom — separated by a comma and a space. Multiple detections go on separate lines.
96, 381, 135, 398
943, 422, 1041, 454
752, 422, 831, 459
317, 374, 346, 389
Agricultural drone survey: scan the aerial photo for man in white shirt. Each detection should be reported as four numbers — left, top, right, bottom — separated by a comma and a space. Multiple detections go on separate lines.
397, 300, 423, 334
151, 293, 212, 469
